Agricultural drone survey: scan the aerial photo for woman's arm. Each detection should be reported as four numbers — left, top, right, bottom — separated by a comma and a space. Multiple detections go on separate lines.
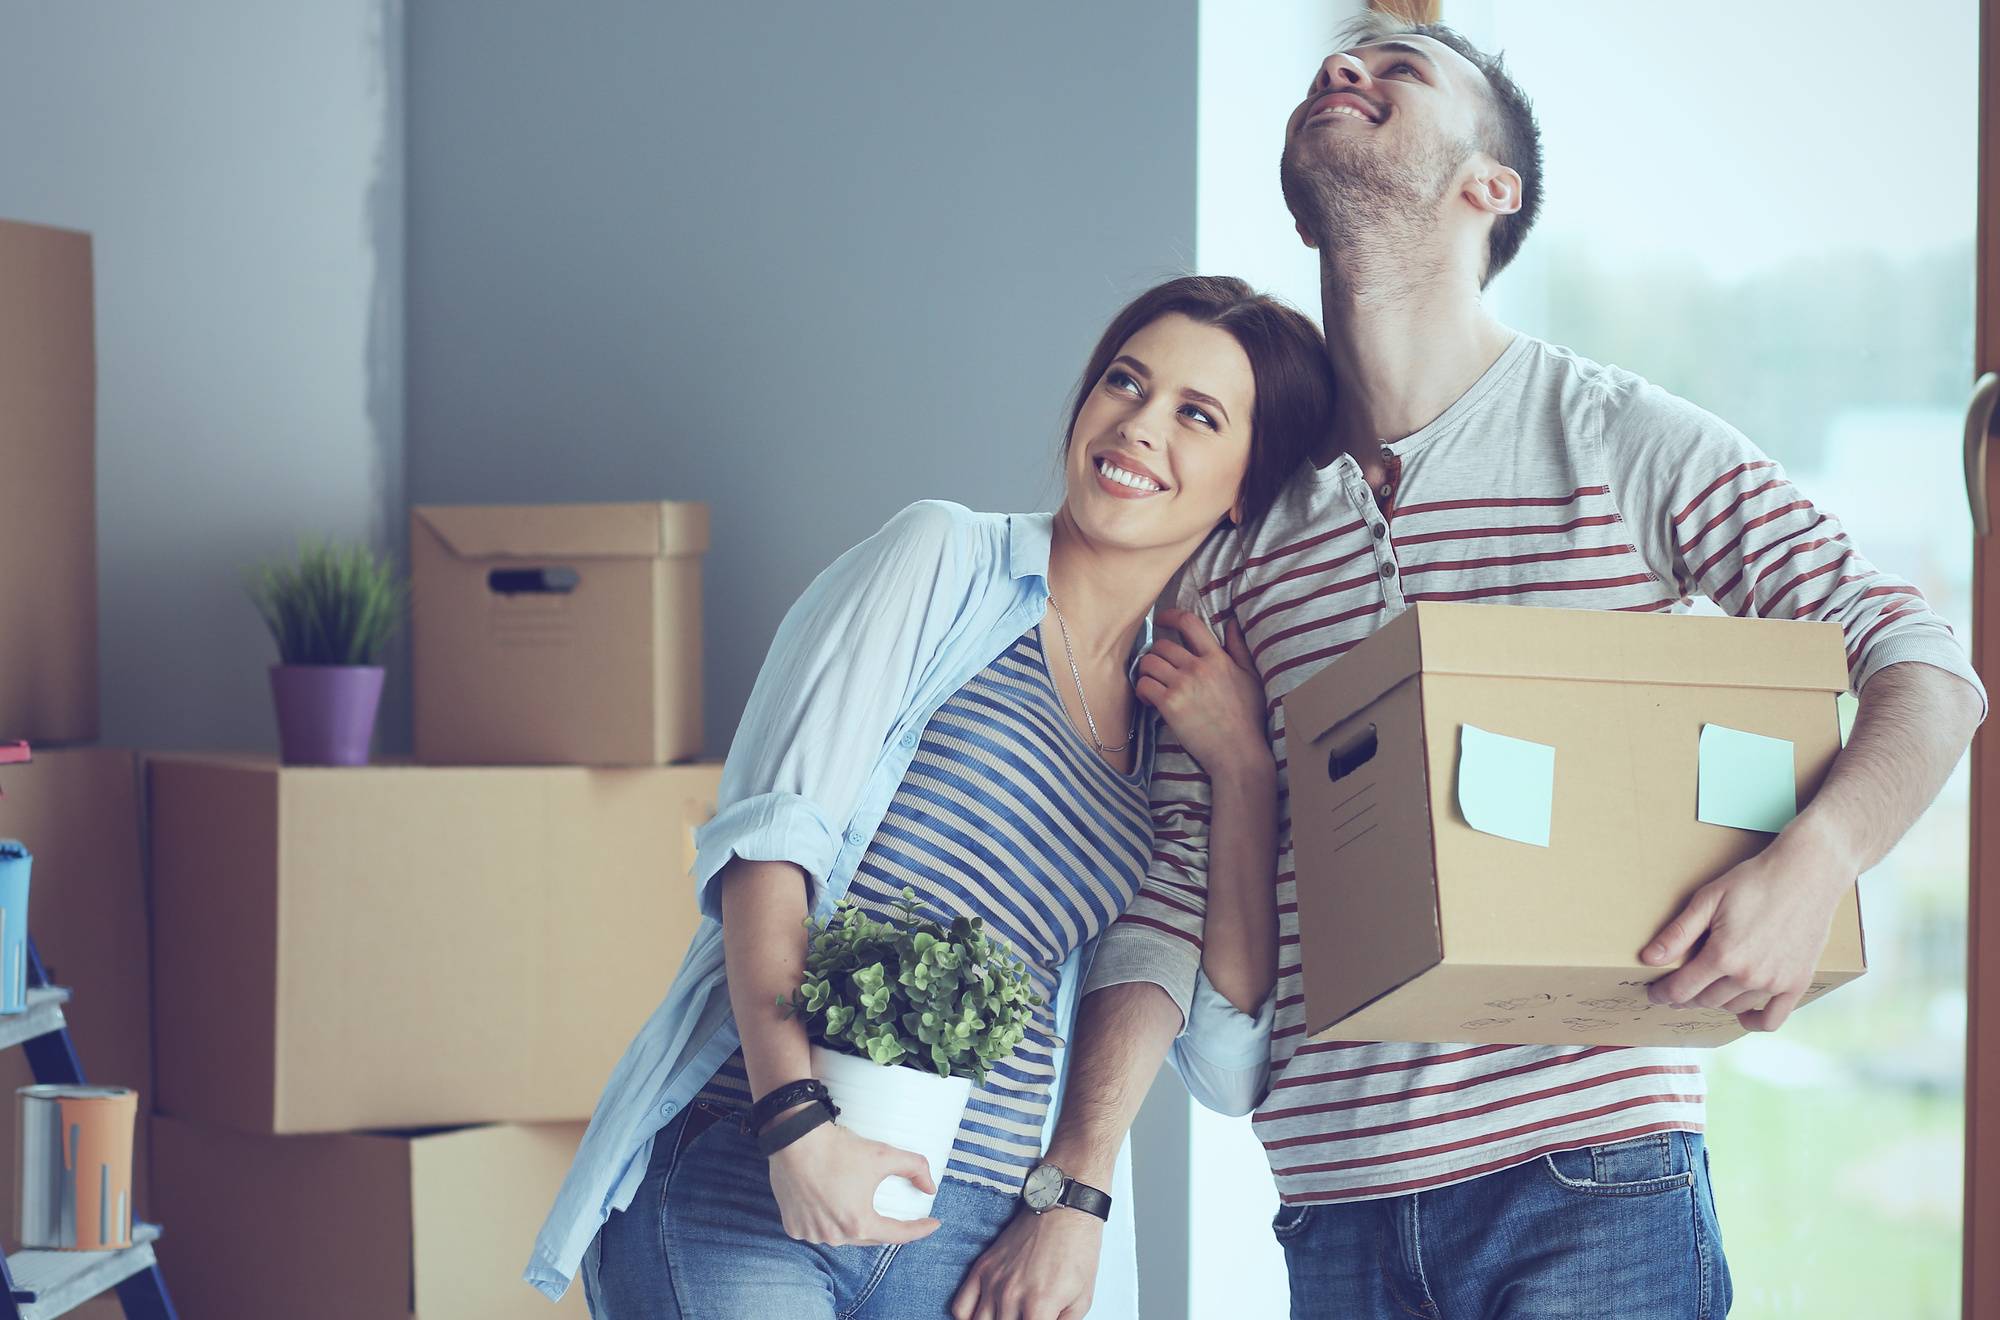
1135, 607, 1279, 1013
717, 856, 942, 1246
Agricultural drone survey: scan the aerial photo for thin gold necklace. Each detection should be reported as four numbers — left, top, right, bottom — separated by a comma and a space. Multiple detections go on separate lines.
1044, 595, 1132, 755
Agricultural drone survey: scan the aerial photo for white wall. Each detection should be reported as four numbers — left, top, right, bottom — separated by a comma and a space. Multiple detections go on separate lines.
0, 0, 406, 753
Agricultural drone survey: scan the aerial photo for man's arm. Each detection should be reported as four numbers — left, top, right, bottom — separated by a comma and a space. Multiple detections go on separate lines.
1645, 660, 1981, 1028
951, 982, 1181, 1320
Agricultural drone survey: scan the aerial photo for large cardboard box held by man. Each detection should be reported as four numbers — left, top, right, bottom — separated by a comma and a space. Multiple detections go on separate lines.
152, 1116, 586, 1319
148, 754, 721, 1134
0, 749, 148, 1320
0, 219, 97, 743
411, 501, 708, 766
1283, 603, 1866, 1048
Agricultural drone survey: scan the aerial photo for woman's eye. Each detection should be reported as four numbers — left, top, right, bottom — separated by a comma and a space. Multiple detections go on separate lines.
1181, 404, 1217, 429
1106, 369, 1141, 395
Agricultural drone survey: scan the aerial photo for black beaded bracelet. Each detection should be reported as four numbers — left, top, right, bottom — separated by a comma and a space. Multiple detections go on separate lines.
745, 1078, 837, 1138
756, 1098, 836, 1157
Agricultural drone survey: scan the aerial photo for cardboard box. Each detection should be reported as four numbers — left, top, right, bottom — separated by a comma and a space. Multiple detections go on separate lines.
149, 754, 720, 1134
152, 1116, 587, 1319
0, 219, 97, 743
0, 749, 149, 1320
1284, 603, 1866, 1048
411, 502, 708, 766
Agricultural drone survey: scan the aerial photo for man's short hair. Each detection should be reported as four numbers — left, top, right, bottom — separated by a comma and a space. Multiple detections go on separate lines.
1341, 15, 1544, 286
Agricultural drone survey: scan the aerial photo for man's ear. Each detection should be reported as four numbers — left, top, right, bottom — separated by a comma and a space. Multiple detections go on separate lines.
1295, 218, 1319, 250
1464, 161, 1523, 218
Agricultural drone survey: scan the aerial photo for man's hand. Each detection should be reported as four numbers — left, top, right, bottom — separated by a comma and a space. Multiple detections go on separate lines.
1640, 820, 1855, 1032
951, 1207, 1104, 1320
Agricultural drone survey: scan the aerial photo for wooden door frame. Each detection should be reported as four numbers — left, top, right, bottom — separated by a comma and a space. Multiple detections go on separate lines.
1967, 2, 2000, 1316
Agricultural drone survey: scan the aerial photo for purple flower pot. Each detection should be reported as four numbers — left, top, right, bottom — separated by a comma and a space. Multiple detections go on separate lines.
269, 665, 385, 766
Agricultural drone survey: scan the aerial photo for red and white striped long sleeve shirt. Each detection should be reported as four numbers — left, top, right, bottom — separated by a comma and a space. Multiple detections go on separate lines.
1086, 334, 1984, 1205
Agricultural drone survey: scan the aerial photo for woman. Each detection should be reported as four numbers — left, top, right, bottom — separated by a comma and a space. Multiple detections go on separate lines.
526, 275, 1338, 1318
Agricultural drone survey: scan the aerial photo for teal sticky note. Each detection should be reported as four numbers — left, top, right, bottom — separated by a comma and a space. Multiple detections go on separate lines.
1457, 725, 1555, 847
1697, 725, 1797, 833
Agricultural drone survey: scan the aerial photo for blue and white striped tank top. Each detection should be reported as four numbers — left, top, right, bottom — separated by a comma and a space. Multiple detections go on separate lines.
699, 624, 1154, 1194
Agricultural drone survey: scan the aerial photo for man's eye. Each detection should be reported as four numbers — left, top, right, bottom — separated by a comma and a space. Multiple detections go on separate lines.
1386, 61, 1419, 78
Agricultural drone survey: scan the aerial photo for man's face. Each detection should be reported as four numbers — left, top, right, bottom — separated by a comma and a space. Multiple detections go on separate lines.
1279, 34, 1493, 243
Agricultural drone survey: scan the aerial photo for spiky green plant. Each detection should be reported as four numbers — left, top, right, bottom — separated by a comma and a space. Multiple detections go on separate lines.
780, 888, 1044, 1083
245, 539, 406, 667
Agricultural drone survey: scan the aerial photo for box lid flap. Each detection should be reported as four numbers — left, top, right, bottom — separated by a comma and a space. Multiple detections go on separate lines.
412, 501, 709, 559
1282, 605, 1423, 744
1406, 602, 1851, 692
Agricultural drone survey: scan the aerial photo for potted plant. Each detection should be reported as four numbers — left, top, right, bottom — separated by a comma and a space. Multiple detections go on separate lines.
782, 888, 1042, 1219
246, 539, 406, 766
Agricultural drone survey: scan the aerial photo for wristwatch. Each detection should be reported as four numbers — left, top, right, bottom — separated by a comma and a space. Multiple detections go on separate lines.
1020, 1161, 1112, 1221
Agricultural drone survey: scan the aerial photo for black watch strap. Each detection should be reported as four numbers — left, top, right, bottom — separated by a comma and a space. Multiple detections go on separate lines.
1058, 1178, 1112, 1221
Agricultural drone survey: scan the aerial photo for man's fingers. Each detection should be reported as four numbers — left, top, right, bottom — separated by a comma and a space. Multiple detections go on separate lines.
1741, 989, 1803, 1033
1223, 619, 1255, 671
1693, 978, 1748, 1010
1720, 989, 1770, 1015
1648, 947, 1725, 1006
950, 1275, 981, 1320
1642, 883, 1723, 968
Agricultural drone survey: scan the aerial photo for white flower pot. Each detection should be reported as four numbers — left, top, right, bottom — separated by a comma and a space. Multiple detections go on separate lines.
811, 1043, 973, 1220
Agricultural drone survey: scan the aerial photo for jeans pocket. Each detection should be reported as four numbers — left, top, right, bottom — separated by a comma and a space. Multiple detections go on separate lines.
1272, 1200, 1315, 1241
1543, 1133, 1696, 1197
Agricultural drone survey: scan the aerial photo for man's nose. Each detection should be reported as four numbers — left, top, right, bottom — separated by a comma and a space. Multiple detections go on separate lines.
1313, 51, 1370, 93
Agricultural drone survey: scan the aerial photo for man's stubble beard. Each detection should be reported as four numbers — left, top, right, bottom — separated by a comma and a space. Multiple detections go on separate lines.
1279, 123, 1470, 280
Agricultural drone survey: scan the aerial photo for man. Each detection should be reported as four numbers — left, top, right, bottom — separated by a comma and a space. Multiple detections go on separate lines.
953, 15, 1986, 1320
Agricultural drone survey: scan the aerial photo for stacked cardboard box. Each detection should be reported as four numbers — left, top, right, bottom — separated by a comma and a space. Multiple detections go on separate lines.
147, 508, 718, 1315
0, 217, 141, 1320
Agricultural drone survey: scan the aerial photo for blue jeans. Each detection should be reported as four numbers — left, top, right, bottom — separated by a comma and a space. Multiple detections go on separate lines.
1274, 1131, 1732, 1319
583, 1102, 1020, 1318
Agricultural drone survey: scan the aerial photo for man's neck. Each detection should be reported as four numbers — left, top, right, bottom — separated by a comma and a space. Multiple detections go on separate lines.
1318, 239, 1517, 449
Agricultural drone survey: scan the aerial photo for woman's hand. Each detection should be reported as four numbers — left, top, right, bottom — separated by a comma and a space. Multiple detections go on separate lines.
1136, 607, 1273, 778
764, 1117, 943, 1246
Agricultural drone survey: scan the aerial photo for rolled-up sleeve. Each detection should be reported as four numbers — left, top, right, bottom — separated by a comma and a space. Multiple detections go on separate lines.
692, 501, 970, 919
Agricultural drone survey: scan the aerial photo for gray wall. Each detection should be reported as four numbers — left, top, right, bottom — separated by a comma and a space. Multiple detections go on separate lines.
406, 0, 1198, 760
0, 0, 406, 754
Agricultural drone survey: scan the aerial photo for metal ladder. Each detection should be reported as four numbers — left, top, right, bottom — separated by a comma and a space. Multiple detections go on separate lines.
0, 941, 175, 1320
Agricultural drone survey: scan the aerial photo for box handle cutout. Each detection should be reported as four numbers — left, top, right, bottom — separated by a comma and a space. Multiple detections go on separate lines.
487, 567, 580, 596
1328, 724, 1378, 782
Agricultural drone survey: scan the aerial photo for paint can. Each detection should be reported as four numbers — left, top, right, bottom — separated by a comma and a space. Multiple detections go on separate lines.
0, 842, 30, 1014
16, 1085, 136, 1250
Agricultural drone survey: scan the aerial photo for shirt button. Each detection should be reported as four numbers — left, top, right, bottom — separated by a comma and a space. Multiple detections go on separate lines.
899, 731, 918, 749
1380, 562, 1397, 579
1380, 445, 1395, 459
1371, 523, 1387, 540
846, 829, 867, 847
1378, 482, 1395, 501
660, 1100, 678, 1118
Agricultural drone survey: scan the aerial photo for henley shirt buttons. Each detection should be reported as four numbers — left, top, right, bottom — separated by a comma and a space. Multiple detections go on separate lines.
1378, 482, 1395, 501
1371, 523, 1387, 540
1380, 562, 1397, 579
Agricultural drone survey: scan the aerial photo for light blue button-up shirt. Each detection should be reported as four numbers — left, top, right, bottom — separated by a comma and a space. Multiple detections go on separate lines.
526, 501, 1271, 1312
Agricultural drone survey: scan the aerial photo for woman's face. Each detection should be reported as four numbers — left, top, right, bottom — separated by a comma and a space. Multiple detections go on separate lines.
1064, 313, 1257, 553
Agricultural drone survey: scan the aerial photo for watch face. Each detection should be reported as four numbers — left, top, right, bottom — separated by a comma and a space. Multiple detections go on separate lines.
1023, 1162, 1065, 1211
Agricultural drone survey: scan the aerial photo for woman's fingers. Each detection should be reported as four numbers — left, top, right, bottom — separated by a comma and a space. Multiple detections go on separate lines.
1148, 637, 1198, 670
1223, 619, 1255, 671
878, 1142, 938, 1195
1133, 675, 1168, 708
1157, 607, 1220, 655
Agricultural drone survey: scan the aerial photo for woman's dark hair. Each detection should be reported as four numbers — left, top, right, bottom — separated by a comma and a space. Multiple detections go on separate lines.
1063, 275, 1337, 527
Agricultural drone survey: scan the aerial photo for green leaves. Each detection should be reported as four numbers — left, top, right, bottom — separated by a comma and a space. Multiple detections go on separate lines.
245, 538, 407, 667
782, 887, 1043, 1084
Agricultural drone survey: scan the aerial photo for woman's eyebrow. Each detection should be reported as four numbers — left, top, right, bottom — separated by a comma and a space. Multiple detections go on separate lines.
1110, 354, 1152, 378
1182, 387, 1230, 425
